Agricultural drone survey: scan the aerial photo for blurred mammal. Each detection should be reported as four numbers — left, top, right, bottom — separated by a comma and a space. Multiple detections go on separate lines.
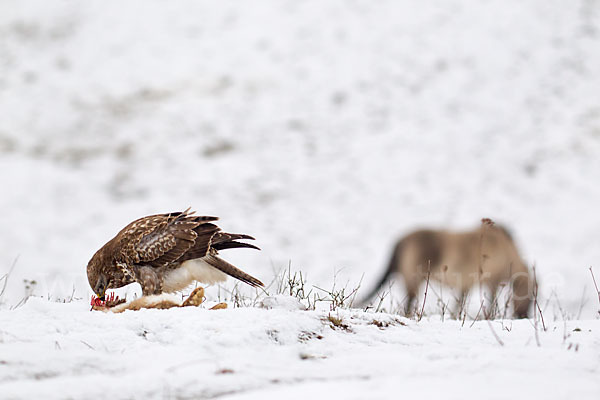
363, 222, 531, 318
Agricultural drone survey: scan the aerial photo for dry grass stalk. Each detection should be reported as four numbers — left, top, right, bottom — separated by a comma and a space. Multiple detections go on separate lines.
532, 265, 546, 331
0, 257, 19, 303
417, 260, 431, 322
589, 267, 600, 314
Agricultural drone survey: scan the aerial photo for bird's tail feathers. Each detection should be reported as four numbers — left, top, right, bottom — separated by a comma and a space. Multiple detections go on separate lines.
205, 255, 264, 288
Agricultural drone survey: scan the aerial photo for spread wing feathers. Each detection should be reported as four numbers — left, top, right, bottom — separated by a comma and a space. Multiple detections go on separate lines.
128, 209, 219, 267
204, 254, 264, 288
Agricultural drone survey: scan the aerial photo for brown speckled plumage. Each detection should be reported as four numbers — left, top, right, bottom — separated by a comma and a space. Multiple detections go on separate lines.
87, 208, 263, 298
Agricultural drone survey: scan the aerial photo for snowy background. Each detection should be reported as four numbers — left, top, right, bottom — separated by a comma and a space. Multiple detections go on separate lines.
1, 1, 600, 398
1, 0, 599, 312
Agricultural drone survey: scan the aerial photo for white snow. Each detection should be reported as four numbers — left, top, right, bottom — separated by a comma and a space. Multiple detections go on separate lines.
1, 0, 600, 398
0, 297, 598, 399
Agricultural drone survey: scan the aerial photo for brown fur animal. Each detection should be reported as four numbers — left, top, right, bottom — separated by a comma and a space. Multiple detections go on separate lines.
363, 223, 531, 318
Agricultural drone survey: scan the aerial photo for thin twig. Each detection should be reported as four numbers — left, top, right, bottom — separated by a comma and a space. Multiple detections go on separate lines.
477, 219, 492, 320
80, 340, 95, 350
417, 260, 431, 322
576, 286, 587, 320
531, 266, 542, 347
0, 256, 19, 300
470, 300, 485, 328
590, 267, 600, 307
532, 265, 546, 331
374, 289, 388, 313
485, 319, 504, 346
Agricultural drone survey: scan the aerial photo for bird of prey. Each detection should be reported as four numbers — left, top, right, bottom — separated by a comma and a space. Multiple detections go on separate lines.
87, 208, 263, 301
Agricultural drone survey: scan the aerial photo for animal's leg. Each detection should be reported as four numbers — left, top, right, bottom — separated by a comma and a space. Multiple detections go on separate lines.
402, 265, 423, 317
182, 287, 205, 307
403, 284, 419, 317
512, 272, 531, 318
399, 247, 426, 318
137, 266, 162, 295
485, 282, 500, 319
404, 294, 416, 317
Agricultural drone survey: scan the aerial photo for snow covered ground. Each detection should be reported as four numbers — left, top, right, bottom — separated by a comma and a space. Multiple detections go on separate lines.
1, 296, 599, 400
1, 0, 600, 398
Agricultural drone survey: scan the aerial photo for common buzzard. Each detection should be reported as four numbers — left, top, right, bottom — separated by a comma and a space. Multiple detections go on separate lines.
87, 208, 263, 300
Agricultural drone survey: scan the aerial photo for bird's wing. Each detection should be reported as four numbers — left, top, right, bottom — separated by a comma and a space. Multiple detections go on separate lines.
164, 222, 221, 267
118, 209, 219, 268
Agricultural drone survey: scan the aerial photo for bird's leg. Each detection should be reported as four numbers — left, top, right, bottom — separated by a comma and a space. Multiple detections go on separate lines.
136, 266, 163, 296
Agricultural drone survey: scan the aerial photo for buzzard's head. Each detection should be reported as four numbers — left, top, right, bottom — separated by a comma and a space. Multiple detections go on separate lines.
88, 271, 108, 301
87, 253, 110, 301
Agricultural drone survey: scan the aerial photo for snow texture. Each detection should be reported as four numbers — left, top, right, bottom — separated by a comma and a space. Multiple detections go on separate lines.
1, 297, 599, 400
1, 0, 600, 398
